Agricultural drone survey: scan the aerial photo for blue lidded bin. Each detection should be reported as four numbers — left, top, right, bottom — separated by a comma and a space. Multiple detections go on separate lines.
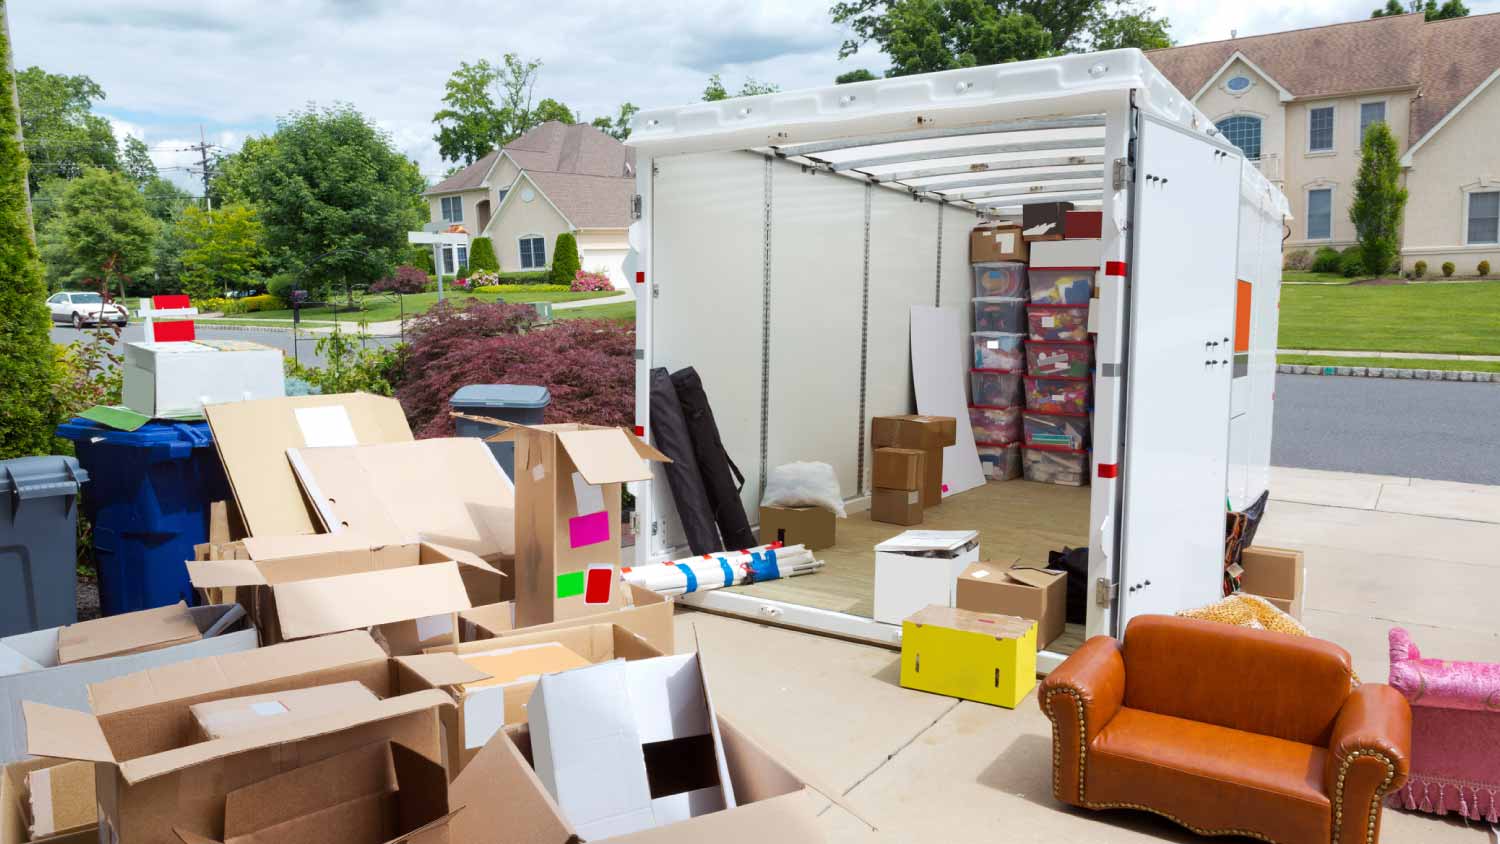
450, 385, 551, 480
55, 418, 229, 616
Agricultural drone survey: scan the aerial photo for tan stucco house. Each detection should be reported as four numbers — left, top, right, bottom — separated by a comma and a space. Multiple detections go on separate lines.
1150, 12, 1500, 273
423, 122, 636, 286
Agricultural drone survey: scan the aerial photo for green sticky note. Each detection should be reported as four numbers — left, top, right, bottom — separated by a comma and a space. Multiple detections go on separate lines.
556, 570, 585, 599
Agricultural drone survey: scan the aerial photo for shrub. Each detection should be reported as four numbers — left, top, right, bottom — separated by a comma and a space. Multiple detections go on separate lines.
369, 265, 428, 295
1413, 260, 1427, 278
267, 272, 298, 302
193, 296, 232, 314
1442, 261, 1456, 277
396, 299, 633, 437
469, 237, 498, 272
1283, 249, 1312, 271
231, 294, 286, 313
284, 324, 405, 396
571, 270, 613, 292
472, 283, 572, 295
1338, 246, 1363, 278
1310, 246, 1342, 274
1350, 122, 1407, 276
1479, 260, 1491, 277
455, 264, 470, 281
550, 232, 581, 286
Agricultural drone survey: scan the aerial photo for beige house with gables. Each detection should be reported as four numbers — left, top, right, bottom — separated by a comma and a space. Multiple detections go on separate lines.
1150, 12, 1500, 273
423, 122, 636, 286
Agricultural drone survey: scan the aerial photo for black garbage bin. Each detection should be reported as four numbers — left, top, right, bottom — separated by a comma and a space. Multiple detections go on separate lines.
450, 385, 551, 480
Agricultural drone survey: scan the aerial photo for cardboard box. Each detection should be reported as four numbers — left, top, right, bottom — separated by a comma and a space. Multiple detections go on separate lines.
485, 423, 669, 628
871, 416, 955, 508
1063, 209, 1102, 239
0, 603, 256, 764
288, 438, 517, 561
757, 506, 835, 551
204, 393, 414, 538
870, 488, 923, 526
969, 223, 1027, 263
956, 562, 1066, 650
23, 631, 451, 844
122, 340, 284, 418
55, 601, 201, 665
1239, 546, 1304, 619
187, 533, 503, 654
457, 584, 674, 656
873, 530, 979, 625
872, 448, 924, 491
900, 605, 1037, 708
403, 622, 664, 776
527, 652, 733, 839
1021, 201, 1074, 240
1, 759, 96, 844
188, 681, 380, 741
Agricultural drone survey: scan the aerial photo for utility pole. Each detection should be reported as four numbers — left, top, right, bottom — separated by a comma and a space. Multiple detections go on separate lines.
191, 125, 213, 213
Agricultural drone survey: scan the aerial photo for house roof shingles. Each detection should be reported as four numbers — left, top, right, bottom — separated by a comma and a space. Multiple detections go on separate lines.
1148, 12, 1500, 141
425, 122, 636, 228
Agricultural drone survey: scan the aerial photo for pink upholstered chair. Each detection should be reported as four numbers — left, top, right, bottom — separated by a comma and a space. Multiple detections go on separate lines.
1386, 627, 1500, 821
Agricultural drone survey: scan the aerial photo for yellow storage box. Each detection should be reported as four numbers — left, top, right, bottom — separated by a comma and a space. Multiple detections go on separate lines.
900, 605, 1037, 708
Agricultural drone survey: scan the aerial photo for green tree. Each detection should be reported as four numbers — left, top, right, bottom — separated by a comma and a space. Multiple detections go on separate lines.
14, 66, 117, 193
702, 74, 781, 101
550, 231, 580, 285
151, 215, 187, 294
1349, 121, 1407, 277
141, 176, 192, 222
177, 203, 266, 299
119, 134, 155, 188
468, 236, 498, 272
209, 135, 273, 208
432, 54, 560, 165
38, 167, 157, 294
1089, 2, 1172, 49
836, 68, 879, 83
233, 105, 425, 304
532, 97, 577, 125
591, 102, 639, 140
0, 3, 61, 458
1372, 0, 1467, 19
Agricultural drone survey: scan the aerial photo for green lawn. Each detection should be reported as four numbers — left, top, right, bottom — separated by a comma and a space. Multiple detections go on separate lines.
554, 301, 635, 323
226, 288, 617, 324
1278, 279, 1500, 355
1278, 354, 1500, 374
1282, 271, 1354, 284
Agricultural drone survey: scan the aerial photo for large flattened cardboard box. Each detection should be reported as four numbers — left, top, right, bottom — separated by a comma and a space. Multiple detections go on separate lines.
0, 603, 256, 764
873, 530, 979, 626
401, 622, 664, 776
956, 562, 1066, 650
122, 340, 284, 418
188, 532, 503, 654
486, 423, 669, 628
969, 223, 1027, 263
1, 758, 96, 844
757, 506, 835, 551
23, 631, 452, 844
900, 605, 1037, 708
204, 393, 414, 538
458, 583, 674, 655
871, 416, 955, 508
176, 739, 457, 844
1239, 546, 1304, 619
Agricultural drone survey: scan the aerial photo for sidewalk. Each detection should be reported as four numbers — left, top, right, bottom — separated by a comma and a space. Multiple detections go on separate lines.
1282, 348, 1500, 363
675, 466, 1500, 843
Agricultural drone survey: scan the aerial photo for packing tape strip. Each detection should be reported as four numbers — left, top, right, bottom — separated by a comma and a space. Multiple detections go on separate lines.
717, 558, 734, 588
674, 563, 699, 594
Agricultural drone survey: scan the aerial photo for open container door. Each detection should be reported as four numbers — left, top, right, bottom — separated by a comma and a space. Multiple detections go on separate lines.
1114, 111, 1241, 628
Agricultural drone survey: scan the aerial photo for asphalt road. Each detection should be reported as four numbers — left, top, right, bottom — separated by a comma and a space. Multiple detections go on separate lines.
1272, 374, 1500, 484
50, 321, 400, 369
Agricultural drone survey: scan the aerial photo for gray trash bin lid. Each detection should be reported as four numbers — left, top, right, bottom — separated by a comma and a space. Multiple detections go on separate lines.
450, 384, 551, 410
0, 455, 88, 499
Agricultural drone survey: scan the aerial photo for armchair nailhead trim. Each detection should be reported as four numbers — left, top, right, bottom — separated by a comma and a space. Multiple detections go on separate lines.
1042, 686, 1087, 801
1331, 749, 1397, 844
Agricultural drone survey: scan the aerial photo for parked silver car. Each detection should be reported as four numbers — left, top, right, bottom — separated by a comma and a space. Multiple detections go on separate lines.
47, 291, 128, 328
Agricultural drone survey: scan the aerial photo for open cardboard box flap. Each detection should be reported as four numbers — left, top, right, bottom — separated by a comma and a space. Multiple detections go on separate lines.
396, 654, 493, 688
188, 538, 501, 587
26, 689, 454, 785
1003, 566, 1065, 588
476, 421, 670, 483
56, 601, 202, 665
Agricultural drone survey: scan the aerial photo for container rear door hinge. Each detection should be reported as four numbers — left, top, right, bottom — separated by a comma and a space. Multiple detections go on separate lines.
651, 283, 660, 300
1095, 578, 1119, 606
651, 519, 660, 536
631, 194, 643, 220
1112, 158, 1133, 191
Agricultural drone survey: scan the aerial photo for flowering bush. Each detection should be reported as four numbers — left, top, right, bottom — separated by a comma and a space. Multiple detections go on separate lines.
396, 298, 633, 438
472, 283, 571, 295
571, 270, 613, 292
467, 270, 501, 288
369, 265, 428, 294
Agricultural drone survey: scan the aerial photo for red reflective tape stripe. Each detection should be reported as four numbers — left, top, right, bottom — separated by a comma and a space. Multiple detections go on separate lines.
1097, 463, 1119, 479
636, 271, 646, 284
153, 294, 191, 309
153, 320, 195, 342
1104, 261, 1127, 277
633, 425, 645, 436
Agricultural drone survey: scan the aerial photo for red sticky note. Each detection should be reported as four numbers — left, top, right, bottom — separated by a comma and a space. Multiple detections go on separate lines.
584, 565, 614, 604
568, 510, 611, 548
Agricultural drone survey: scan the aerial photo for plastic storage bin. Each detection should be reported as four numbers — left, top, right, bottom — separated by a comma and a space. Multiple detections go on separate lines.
0, 457, 88, 636
1025, 376, 1090, 414
976, 442, 1022, 481
1028, 268, 1094, 304
1026, 341, 1093, 378
970, 370, 1023, 408
1023, 412, 1090, 450
1024, 445, 1090, 486
971, 332, 1026, 371
55, 418, 229, 616
969, 406, 1021, 444
450, 384, 552, 480
1027, 304, 1090, 342
973, 262, 1028, 298
972, 297, 1027, 333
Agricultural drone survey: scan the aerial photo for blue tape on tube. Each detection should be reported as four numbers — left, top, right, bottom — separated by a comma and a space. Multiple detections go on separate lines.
675, 564, 698, 594
718, 558, 734, 588
748, 550, 782, 582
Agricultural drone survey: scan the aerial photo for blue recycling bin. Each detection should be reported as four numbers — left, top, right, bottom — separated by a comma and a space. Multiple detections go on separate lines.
450, 385, 551, 480
55, 418, 229, 616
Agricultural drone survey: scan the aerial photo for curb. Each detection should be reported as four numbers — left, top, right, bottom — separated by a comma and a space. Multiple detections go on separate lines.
1278, 364, 1495, 382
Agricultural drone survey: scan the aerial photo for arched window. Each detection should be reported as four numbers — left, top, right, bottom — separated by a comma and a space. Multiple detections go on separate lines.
1214, 115, 1262, 161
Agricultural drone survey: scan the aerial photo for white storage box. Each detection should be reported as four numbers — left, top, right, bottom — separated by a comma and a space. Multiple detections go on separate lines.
873, 530, 980, 625
123, 340, 285, 418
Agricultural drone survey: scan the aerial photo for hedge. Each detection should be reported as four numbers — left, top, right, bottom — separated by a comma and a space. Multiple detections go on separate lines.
469, 237, 498, 272
550, 232, 580, 286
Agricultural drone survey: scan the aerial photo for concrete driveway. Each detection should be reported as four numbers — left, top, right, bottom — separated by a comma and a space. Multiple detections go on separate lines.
674, 466, 1500, 843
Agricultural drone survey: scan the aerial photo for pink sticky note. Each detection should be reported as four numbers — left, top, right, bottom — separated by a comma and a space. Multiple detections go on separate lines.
942, 483, 950, 492
569, 510, 611, 548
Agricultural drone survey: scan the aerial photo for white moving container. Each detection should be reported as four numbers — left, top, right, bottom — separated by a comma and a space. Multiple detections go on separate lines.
625, 50, 1288, 672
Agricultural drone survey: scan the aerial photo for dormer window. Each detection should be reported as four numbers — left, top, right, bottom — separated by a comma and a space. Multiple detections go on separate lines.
1226, 75, 1252, 93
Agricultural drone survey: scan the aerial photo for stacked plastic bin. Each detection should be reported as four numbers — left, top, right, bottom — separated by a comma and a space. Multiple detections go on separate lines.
969, 262, 1028, 481
1022, 265, 1096, 486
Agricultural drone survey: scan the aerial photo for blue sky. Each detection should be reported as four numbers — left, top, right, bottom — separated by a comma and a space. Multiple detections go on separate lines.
10, 0, 1499, 192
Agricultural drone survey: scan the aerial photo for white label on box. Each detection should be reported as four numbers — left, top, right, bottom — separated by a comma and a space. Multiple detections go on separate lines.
971, 569, 990, 579
532, 462, 546, 482
30, 768, 54, 835
1041, 316, 1056, 327
986, 340, 999, 349
572, 472, 605, 515
250, 701, 289, 717
416, 613, 454, 643
996, 232, 1015, 251
294, 406, 358, 447
907, 491, 920, 504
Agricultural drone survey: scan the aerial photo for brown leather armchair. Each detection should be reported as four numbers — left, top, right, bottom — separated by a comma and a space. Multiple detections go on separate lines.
1040, 615, 1411, 844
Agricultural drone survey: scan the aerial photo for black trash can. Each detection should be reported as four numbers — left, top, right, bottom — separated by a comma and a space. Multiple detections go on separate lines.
0, 456, 89, 635
450, 385, 551, 480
